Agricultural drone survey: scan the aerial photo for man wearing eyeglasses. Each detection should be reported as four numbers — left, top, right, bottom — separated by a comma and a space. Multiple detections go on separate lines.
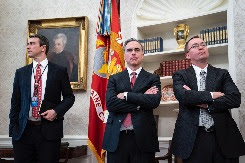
171, 35, 245, 163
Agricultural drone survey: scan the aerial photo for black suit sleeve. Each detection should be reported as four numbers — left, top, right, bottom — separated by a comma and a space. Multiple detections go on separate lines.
173, 71, 213, 106
106, 73, 161, 113
106, 75, 139, 113
9, 69, 21, 137
127, 75, 161, 110
208, 70, 241, 113
53, 68, 75, 118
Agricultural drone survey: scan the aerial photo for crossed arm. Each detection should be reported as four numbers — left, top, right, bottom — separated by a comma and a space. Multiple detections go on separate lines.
106, 75, 161, 113
182, 84, 224, 108
173, 70, 241, 112
117, 86, 159, 99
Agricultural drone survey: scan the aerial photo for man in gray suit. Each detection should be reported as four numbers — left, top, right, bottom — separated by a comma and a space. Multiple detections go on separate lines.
171, 35, 245, 163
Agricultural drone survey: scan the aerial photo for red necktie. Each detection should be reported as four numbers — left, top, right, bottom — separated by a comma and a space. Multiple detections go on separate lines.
32, 64, 42, 119
123, 72, 137, 128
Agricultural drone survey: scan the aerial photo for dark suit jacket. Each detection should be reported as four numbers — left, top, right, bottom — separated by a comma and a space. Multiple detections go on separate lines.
102, 69, 161, 153
171, 65, 245, 159
9, 61, 75, 140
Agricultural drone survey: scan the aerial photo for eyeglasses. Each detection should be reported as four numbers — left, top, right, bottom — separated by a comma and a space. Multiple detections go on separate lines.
186, 42, 207, 53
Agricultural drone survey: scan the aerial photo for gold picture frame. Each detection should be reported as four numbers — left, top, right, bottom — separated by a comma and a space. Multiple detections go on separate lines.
27, 16, 88, 90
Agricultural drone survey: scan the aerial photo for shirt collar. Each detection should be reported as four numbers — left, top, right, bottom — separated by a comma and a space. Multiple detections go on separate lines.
33, 58, 48, 68
192, 64, 208, 76
127, 67, 142, 76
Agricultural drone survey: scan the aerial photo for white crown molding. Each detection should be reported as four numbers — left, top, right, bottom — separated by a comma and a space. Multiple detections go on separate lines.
135, 0, 228, 26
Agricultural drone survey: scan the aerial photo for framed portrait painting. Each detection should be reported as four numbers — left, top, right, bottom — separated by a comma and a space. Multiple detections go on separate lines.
27, 16, 88, 90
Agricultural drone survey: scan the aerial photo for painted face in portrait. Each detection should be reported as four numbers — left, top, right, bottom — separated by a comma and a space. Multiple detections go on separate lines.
54, 38, 65, 54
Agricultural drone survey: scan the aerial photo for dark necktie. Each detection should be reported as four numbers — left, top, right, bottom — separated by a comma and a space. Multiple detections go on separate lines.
199, 70, 214, 128
32, 64, 42, 119
123, 72, 137, 128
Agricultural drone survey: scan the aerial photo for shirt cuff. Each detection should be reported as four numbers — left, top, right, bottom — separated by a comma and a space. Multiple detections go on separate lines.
124, 92, 128, 101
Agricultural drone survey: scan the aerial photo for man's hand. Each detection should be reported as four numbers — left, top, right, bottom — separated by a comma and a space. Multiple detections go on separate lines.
144, 86, 159, 94
196, 104, 208, 108
117, 93, 125, 99
41, 109, 57, 121
212, 92, 225, 99
183, 85, 191, 90
183, 85, 209, 109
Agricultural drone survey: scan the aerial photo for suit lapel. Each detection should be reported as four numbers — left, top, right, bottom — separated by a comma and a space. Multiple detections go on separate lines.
132, 69, 148, 92
120, 70, 131, 92
186, 66, 198, 91
206, 65, 216, 91
26, 64, 33, 97
44, 62, 55, 98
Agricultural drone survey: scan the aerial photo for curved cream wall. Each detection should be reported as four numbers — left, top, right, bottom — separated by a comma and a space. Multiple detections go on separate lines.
233, 0, 245, 138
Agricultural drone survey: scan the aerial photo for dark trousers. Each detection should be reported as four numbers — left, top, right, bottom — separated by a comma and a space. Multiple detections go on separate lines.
107, 131, 155, 163
182, 127, 239, 163
12, 123, 61, 163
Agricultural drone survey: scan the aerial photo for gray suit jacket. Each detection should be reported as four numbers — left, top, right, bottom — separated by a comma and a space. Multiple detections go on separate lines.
170, 65, 245, 159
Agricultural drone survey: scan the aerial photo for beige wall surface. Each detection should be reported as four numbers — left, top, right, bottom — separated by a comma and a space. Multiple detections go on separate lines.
0, 0, 138, 136
0, 0, 99, 136
234, 0, 245, 138
0, 0, 245, 139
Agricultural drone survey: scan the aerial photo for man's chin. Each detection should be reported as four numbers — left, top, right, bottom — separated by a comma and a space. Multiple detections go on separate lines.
130, 63, 140, 67
28, 54, 34, 58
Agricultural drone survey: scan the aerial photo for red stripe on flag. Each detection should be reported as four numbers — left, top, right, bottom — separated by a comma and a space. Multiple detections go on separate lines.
88, 0, 124, 162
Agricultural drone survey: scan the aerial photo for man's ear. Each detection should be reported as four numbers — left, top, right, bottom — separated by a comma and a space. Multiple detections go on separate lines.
41, 45, 46, 52
185, 53, 190, 59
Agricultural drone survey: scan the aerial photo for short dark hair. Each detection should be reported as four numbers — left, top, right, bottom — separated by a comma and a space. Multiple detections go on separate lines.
29, 34, 49, 54
184, 35, 200, 54
123, 38, 144, 52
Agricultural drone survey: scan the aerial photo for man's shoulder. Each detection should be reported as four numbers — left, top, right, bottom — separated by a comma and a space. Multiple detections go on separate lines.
48, 61, 66, 70
110, 69, 127, 77
208, 65, 228, 74
173, 67, 190, 75
110, 68, 159, 78
143, 68, 155, 74
16, 64, 32, 72
142, 69, 159, 78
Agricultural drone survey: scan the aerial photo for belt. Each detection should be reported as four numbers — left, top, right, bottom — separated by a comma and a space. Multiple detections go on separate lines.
120, 130, 135, 135
199, 126, 215, 133
27, 120, 42, 126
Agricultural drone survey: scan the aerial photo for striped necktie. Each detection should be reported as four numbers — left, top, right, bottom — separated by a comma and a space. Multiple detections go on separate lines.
199, 70, 214, 129
123, 72, 137, 128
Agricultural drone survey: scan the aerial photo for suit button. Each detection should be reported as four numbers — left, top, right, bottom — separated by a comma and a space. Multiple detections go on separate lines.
137, 106, 140, 110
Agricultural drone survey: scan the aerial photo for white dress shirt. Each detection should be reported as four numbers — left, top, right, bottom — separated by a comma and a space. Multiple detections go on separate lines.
192, 64, 214, 127
192, 64, 208, 91
120, 67, 142, 131
29, 58, 48, 121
